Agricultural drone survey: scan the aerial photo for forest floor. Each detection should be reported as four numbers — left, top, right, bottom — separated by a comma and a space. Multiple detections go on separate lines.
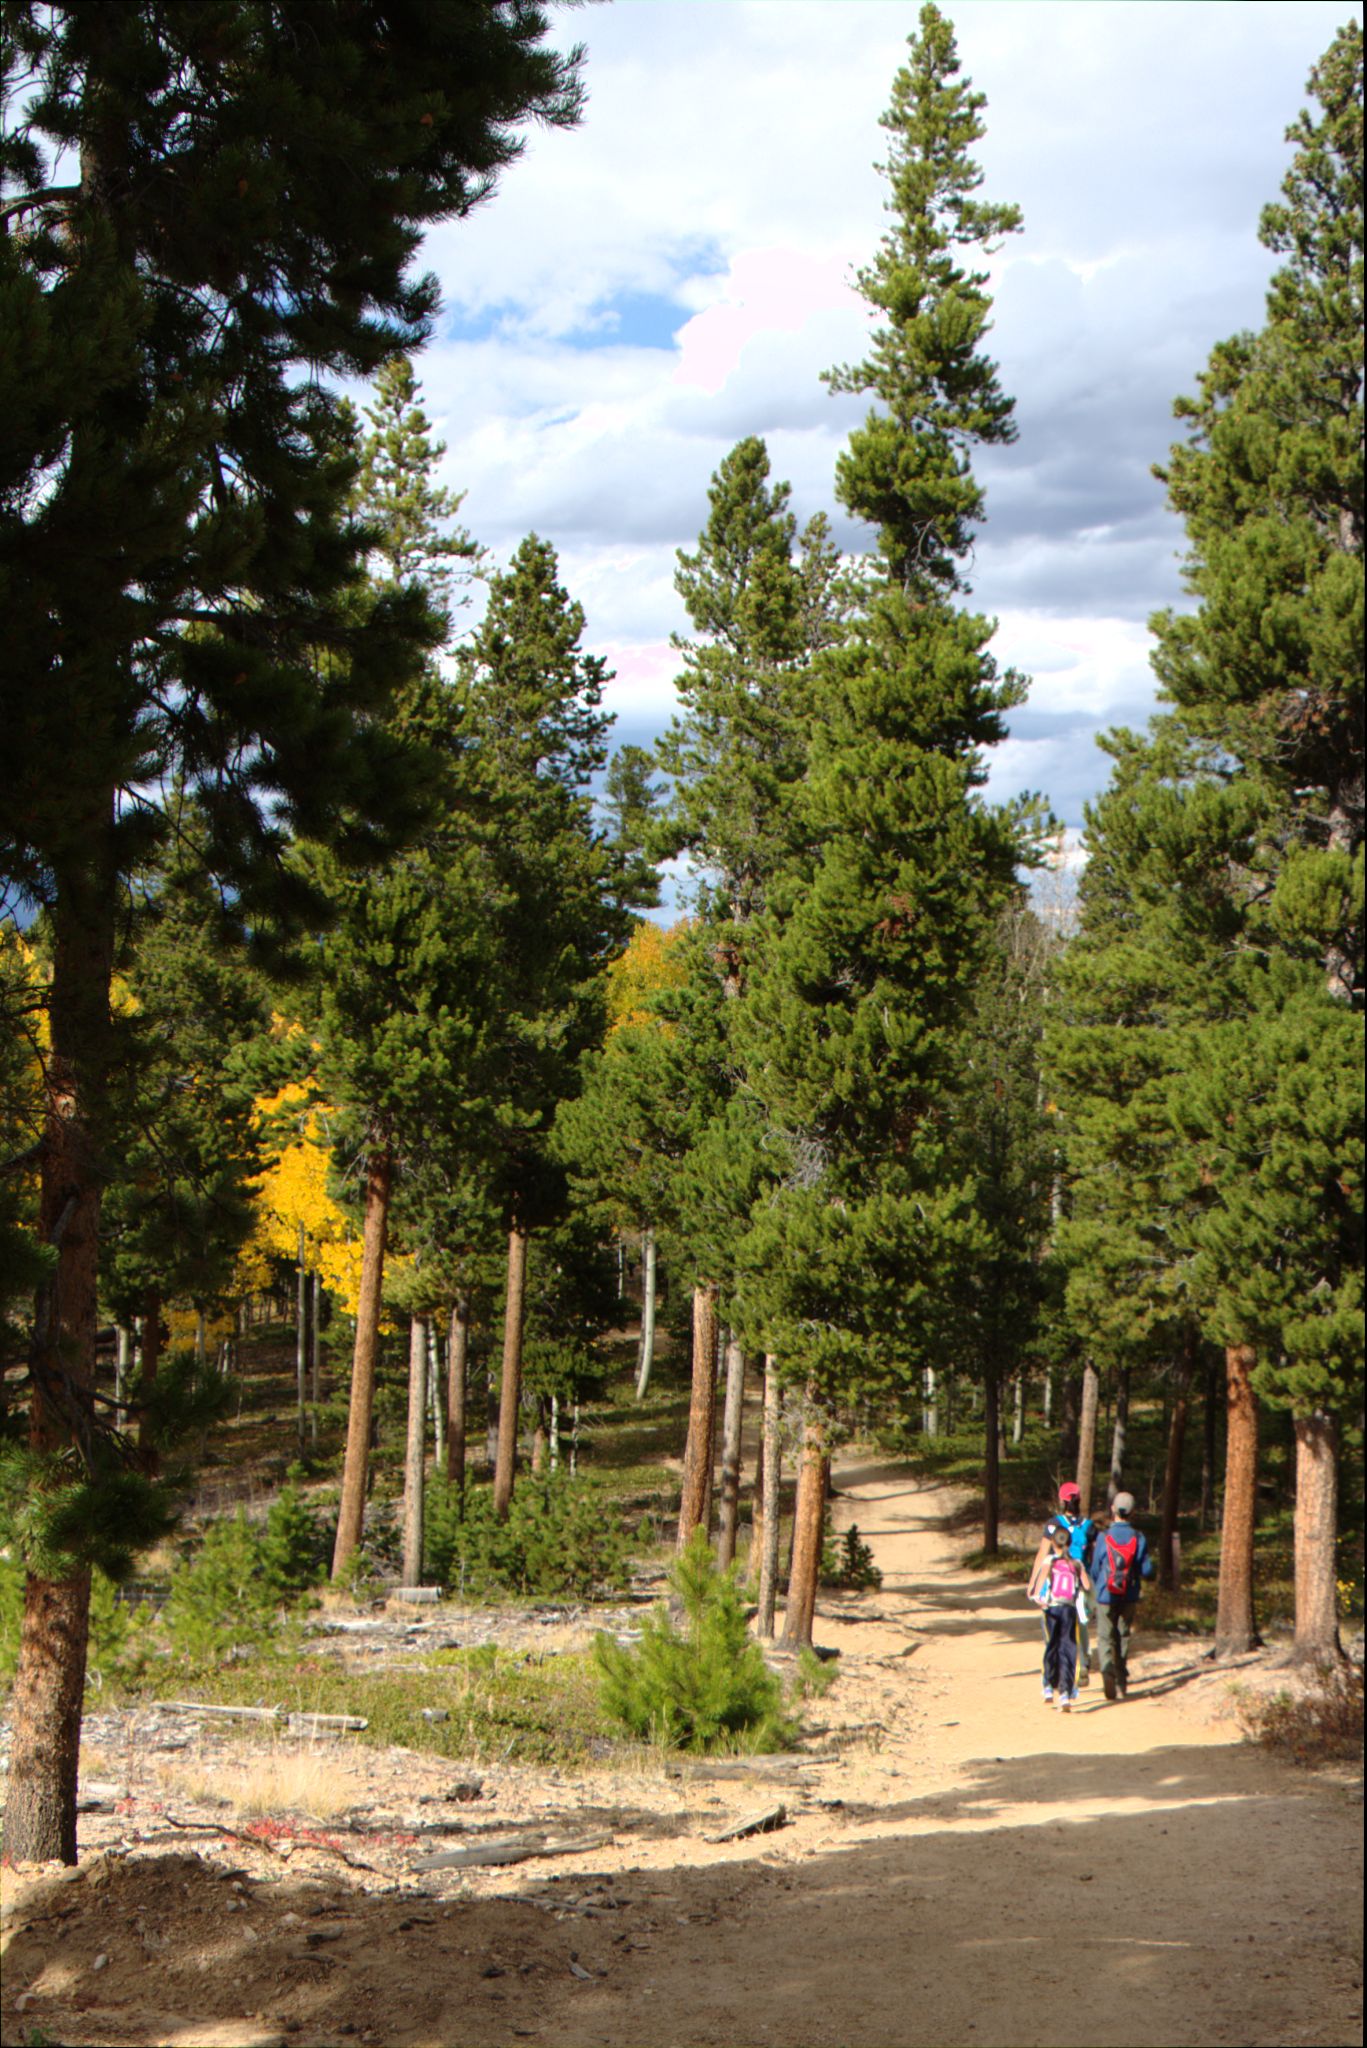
2, 1457, 1362, 2048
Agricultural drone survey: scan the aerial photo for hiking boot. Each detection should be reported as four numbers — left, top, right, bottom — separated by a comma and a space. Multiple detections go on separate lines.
1059, 1696, 1072, 1712
1102, 1669, 1117, 1702
1077, 1669, 1090, 1687
1042, 1687, 1054, 1704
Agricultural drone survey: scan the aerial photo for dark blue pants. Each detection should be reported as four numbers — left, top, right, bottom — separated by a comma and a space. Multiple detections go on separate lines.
1043, 1605, 1078, 1696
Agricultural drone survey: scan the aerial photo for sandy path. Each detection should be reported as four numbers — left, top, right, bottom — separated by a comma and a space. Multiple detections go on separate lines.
2, 1462, 1361, 2048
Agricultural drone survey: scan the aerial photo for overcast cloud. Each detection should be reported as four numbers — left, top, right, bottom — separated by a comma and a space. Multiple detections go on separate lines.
406, 0, 1350, 860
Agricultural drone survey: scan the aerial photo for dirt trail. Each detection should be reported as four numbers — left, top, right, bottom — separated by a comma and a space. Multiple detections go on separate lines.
2, 1463, 1362, 2048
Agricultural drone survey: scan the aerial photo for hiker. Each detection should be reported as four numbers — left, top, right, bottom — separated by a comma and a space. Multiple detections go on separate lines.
1027, 1481, 1096, 1685
1033, 1517, 1092, 1710
1087, 1490, 1155, 1700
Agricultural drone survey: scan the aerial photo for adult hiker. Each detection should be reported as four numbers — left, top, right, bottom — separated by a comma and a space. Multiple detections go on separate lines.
1087, 1491, 1155, 1700
1027, 1482, 1097, 1685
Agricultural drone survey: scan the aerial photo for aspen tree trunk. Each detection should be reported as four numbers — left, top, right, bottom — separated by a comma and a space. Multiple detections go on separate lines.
922, 1365, 937, 1437
531, 1397, 548, 1473
982, 1369, 1000, 1555
427, 1321, 445, 1471
296, 1223, 309, 1448
446, 1298, 469, 1496
492, 1227, 529, 1519
1159, 1349, 1193, 1591
1012, 1372, 1025, 1447
780, 1391, 825, 1649
485, 1371, 499, 1469
716, 1335, 746, 1569
1075, 1362, 1100, 1516
1214, 1343, 1260, 1655
114, 1324, 131, 1429
2, 857, 113, 1866
550, 1392, 560, 1472
1108, 1366, 1130, 1502
756, 1358, 782, 1639
634, 1228, 658, 1401
1292, 1409, 1341, 1662
1043, 1369, 1053, 1426
676, 1283, 719, 1550
194, 1310, 206, 1368
330, 1147, 393, 1578
310, 1271, 322, 1443
400, 1317, 427, 1587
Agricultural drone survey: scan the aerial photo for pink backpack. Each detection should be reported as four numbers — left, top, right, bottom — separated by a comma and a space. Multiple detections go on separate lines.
1047, 1554, 1081, 1606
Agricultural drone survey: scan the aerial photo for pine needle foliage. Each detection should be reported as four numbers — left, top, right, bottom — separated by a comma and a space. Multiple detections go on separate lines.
594, 1530, 794, 1753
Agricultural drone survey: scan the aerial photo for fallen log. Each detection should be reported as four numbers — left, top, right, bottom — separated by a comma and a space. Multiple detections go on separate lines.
705, 1804, 788, 1843
411, 1830, 612, 1872
158, 1701, 281, 1723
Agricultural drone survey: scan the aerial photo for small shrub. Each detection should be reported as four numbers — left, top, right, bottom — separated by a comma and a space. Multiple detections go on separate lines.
164, 1510, 302, 1664
820, 1525, 883, 1591
260, 1474, 331, 1592
426, 1473, 631, 1600
1236, 1658, 1364, 1765
594, 1530, 794, 1753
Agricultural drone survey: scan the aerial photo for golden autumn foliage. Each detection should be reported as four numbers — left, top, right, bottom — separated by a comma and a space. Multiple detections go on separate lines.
605, 918, 690, 1036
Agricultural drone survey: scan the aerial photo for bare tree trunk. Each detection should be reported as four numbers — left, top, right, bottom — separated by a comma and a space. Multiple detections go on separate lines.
716, 1335, 746, 1569
1107, 1366, 1130, 1503
983, 1369, 1000, 1554
1159, 1347, 1193, 1591
676, 1282, 719, 1550
1043, 1369, 1054, 1427
1214, 1343, 1260, 1656
756, 1357, 782, 1639
427, 1321, 445, 1472
296, 1222, 309, 1448
2, 858, 112, 1866
446, 1298, 469, 1496
781, 1392, 825, 1649
311, 1272, 322, 1405
493, 1227, 529, 1519
114, 1323, 131, 1430
550, 1391, 560, 1472
485, 1370, 499, 1470
1012, 1372, 1025, 1448
922, 1365, 937, 1437
1292, 1409, 1341, 1662
194, 1310, 206, 1368
331, 1147, 393, 1578
634, 1227, 658, 1401
531, 1395, 548, 1473
1075, 1361, 1100, 1516
401, 1317, 427, 1587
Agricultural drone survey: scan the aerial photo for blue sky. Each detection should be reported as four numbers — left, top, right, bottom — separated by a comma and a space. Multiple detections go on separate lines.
406, 0, 1353, 895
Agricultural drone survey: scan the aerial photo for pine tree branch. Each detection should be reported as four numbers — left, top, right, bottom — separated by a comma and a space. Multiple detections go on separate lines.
0, 184, 82, 224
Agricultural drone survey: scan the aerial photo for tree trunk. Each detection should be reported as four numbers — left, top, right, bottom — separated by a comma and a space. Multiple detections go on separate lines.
716, 1335, 746, 1569
1075, 1361, 1100, 1516
330, 1145, 393, 1578
780, 1391, 825, 1649
427, 1320, 445, 1471
296, 1222, 309, 1448
1043, 1369, 1053, 1427
1214, 1343, 1260, 1656
492, 1226, 529, 1519
485, 1370, 499, 1469
1012, 1371, 1025, 1448
401, 1316, 427, 1587
982, 1369, 1000, 1554
676, 1282, 719, 1550
531, 1396, 548, 1473
756, 1357, 782, 1639
446, 1297, 469, 1496
634, 1227, 658, 1401
1159, 1346, 1193, 1592
1292, 1409, 1341, 1662
1108, 1366, 1130, 1503
550, 1392, 560, 1472
2, 856, 113, 1866
1058, 1369, 1079, 1466
114, 1323, 131, 1430
1200, 1357, 1219, 1532
311, 1271, 323, 1410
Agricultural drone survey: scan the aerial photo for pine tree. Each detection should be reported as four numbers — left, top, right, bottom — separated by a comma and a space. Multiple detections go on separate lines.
356, 357, 485, 629
734, 3, 1029, 1645
0, 2, 583, 1864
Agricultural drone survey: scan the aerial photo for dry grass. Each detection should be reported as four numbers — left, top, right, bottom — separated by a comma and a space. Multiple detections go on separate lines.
1235, 1657, 1364, 1766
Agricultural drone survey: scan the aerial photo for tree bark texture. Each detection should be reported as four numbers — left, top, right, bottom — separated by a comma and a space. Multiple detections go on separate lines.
492, 1227, 529, 1519
330, 1146, 393, 1578
634, 1227, 658, 1401
756, 1357, 782, 1639
1214, 1343, 1260, 1656
1108, 1366, 1130, 1503
982, 1369, 1000, 1555
780, 1392, 826, 1649
446, 1297, 469, 1494
3, 855, 114, 1865
401, 1317, 427, 1587
1292, 1409, 1341, 1661
1158, 1348, 1193, 1592
1075, 1362, 1100, 1516
716, 1335, 746, 1569
676, 1282, 719, 1550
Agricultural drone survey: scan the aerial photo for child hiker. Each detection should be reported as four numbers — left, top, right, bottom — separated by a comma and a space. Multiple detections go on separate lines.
1034, 1517, 1092, 1710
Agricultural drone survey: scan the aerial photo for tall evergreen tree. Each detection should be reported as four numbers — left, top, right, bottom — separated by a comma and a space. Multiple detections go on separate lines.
0, 1, 583, 1864
736, 2, 1030, 1645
